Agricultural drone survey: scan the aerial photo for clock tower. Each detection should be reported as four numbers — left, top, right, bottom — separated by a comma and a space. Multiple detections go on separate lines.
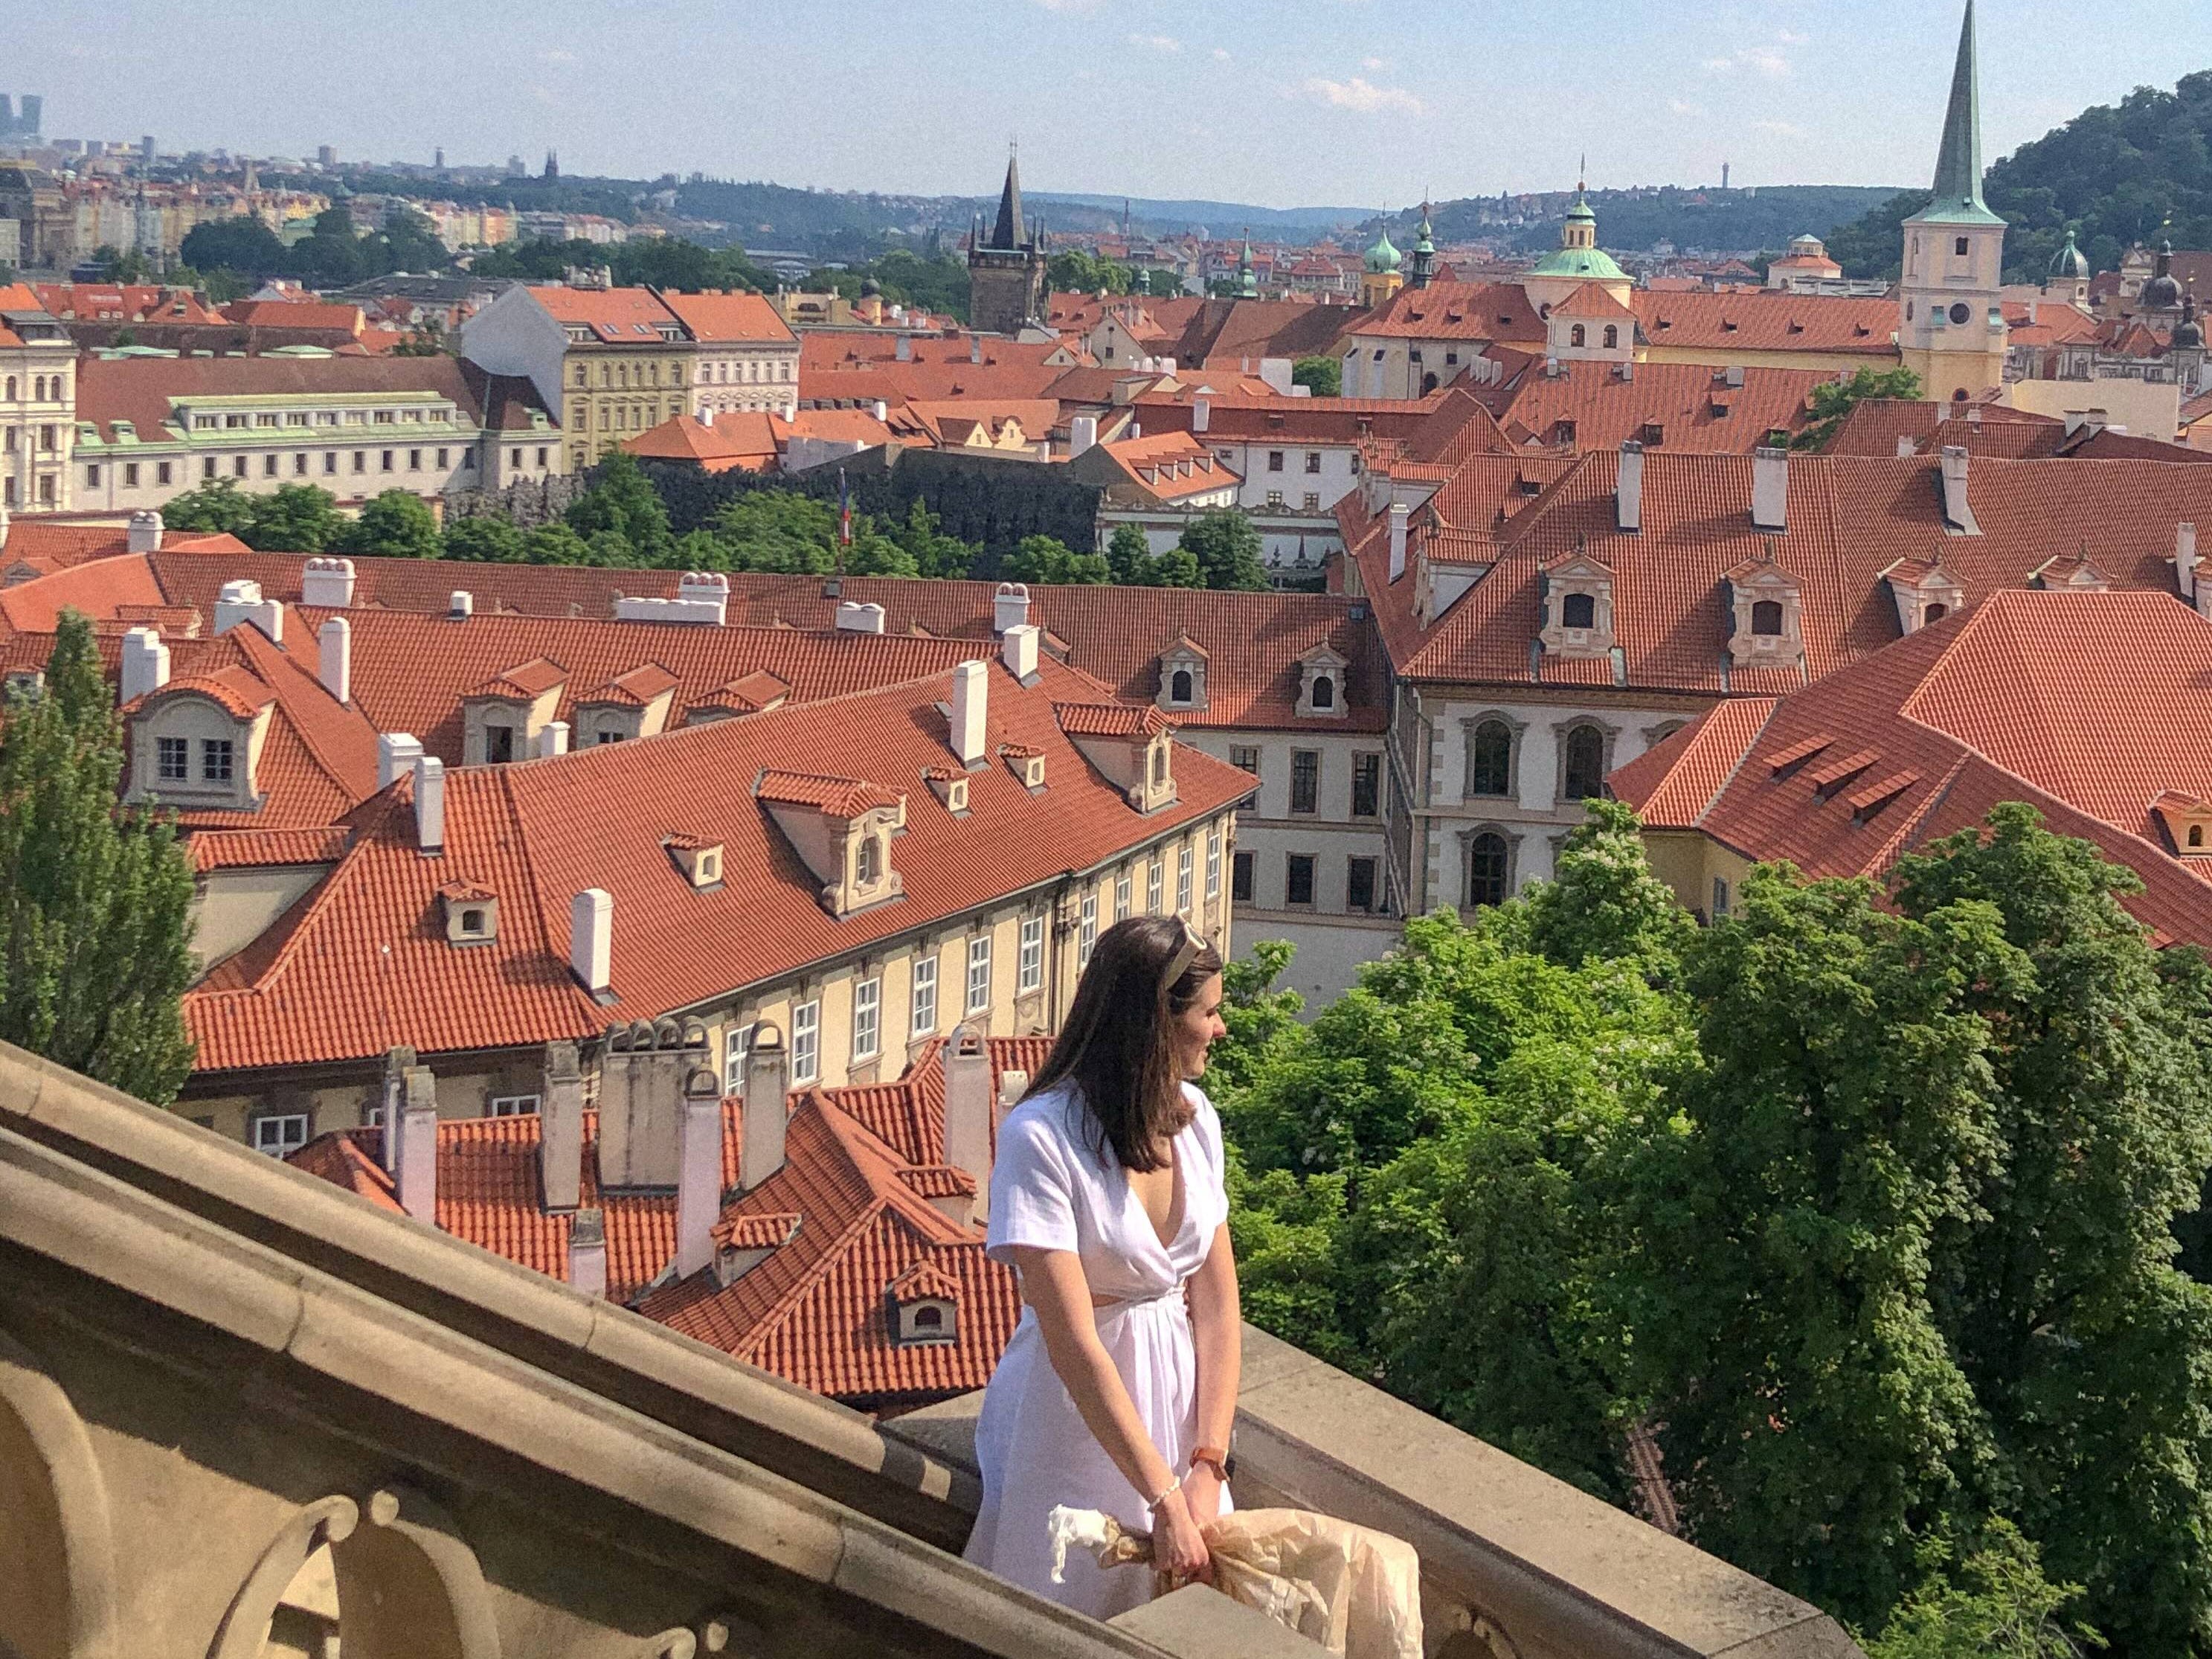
1898, 1, 2008, 403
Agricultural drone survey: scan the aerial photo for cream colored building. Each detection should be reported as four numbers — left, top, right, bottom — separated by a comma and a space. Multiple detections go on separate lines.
0, 286, 74, 512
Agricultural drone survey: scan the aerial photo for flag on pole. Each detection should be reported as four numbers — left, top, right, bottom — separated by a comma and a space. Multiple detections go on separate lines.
838, 468, 852, 548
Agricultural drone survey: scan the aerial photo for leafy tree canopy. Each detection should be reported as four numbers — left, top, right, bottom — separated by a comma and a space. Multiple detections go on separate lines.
998, 534, 1110, 585
1292, 356, 1342, 398
1798, 367, 1926, 451
339, 490, 442, 559
1176, 508, 1272, 591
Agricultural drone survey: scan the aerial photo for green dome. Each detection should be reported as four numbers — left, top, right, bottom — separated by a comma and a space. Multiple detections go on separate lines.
1413, 212, 1435, 255
2049, 228, 2088, 280
1365, 229, 1402, 273
1563, 192, 1598, 224
1528, 245, 1629, 283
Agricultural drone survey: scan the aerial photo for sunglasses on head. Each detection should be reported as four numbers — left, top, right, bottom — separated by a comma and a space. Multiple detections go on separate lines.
1163, 917, 1208, 986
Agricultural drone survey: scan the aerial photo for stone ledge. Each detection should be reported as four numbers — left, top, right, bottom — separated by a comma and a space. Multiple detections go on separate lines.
1110, 1584, 1331, 1658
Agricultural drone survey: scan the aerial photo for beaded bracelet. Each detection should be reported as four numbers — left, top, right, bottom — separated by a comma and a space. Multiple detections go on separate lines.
1145, 1474, 1183, 1512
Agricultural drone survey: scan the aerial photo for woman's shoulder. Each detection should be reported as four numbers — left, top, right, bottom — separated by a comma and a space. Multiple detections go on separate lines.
997, 1079, 1084, 1155
1179, 1081, 1224, 1149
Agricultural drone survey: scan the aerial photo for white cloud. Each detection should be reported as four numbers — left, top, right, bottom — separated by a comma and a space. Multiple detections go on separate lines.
1753, 119, 1807, 137
1128, 31, 1181, 51
1669, 98, 1709, 118
1704, 45, 1792, 77
1361, 54, 1389, 70
1299, 75, 1424, 115
1212, 46, 1232, 60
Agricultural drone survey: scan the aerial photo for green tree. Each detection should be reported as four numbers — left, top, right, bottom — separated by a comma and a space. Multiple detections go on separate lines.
1176, 509, 1272, 591
158, 478, 257, 536
1523, 799, 1694, 980
1106, 522, 1201, 588
243, 484, 348, 553
566, 451, 673, 562
1862, 1521, 2100, 1659
998, 534, 1110, 585
891, 498, 977, 580
179, 216, 289, 280
1798, 367, 1926, 451
704, 490, 840, 574
440, 513, 527, 563
0, 612, 196, 1105
1292, 356, 1342, 398
521, 522, 593, 565
339, 490, 442, 559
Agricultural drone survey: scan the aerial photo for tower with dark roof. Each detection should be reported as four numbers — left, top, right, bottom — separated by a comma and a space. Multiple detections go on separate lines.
1408, 205, 1436, 290
966, 147, 1048, 336
1897, 0, 2007, 403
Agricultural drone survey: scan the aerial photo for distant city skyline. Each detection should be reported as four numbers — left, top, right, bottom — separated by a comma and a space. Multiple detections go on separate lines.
17, 0, 2212, 208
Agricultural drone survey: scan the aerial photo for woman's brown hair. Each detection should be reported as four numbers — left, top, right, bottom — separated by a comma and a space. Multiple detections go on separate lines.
1025, 915, 1222, 1172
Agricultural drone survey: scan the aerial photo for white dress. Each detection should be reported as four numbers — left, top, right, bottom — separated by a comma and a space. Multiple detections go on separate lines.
964, 1079, 1233, 1620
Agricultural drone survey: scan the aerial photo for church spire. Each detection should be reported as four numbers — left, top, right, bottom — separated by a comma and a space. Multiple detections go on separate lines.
991, 144, 1026, 250
1930, 0, 1987, 215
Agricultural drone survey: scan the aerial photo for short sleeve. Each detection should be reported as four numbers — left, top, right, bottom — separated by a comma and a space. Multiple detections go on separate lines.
986, 1103, 1081, 1262
1182, 1084, 1230, 1226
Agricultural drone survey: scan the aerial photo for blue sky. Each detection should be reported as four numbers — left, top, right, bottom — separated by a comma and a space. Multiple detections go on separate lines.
20, 1, 2212, 207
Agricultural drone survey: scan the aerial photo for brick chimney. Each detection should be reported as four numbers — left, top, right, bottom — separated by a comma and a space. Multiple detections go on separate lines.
413, 756, 445, 856
1751, 446, 1788, 533
570, 888, 612, 998
567, 1208, 608, 1298
393, 1063, 439, 1223
1616, 440, 1644, 533
943, 1022, 994, 1222
126, 510, 163, 555
377, 733, 423, 790
742, 1021, 791, 1190
674, 1063, 724, 1277
1002, 621, 1041, 684
538, 1039, 583, 1211
949, 659, 988, 768
1387, 502, 1409, 582
317, 615, 350, 704
118, 626, 169, 705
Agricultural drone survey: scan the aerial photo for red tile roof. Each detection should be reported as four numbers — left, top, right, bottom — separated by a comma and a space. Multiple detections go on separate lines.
1631, 291, 1898, 357
527, 285, 684, 338
658, 289, 797, 345
71, 353, 544, 446
187, 826, 354, 874
1492, 361, 1827, 455
754, 769, 901, 815
1822, 398, 2063, 458
1350, 282, 1546, 344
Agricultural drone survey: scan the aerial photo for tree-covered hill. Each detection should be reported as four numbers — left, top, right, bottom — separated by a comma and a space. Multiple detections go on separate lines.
1416, 184, 1903, 257
1825, 69, 2212, 280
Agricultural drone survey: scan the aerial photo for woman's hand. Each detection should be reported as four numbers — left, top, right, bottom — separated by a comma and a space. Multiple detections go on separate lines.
1182, 1463, 1226, 1531
1151, 1488, 1213, 1585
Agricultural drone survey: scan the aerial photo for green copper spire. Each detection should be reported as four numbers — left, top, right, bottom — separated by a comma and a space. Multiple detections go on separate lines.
1910, 0, 2004, 226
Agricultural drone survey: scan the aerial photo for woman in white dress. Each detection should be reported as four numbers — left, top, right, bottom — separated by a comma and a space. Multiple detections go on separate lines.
964, 915, 1241, 1619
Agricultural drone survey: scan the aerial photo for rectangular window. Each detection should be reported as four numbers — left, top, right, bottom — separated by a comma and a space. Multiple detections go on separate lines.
723, 1021, 755, 1094
966, 935, 993, 1015
158, 461, 173, 486
484, 724, 514, 764
231, 455, 247, 478
353, 452, 366, 473
201, 738, 234, 783
1147, 860, 1164, 914
910, 954, 939, 1035
437, 447, 449, 469
1177, 844, 1194, 914
1267, 449, 1285, 472
1303, 492, 1321, 511
1206, 827, 1222, 899
1351, 753, 1381, 818
1286, 853, 1316, 908
1267, 488, 1284, 507
489, 1094, 540, 1117
84, 462, 100, 487
1229, 745, 1260, 776
852, 977, 881, 1062
1078, 893, 1099, 969
156, 737, 188, 781
537, 446, 549, 468
260, 454, 277, 478
1116, 870, 1132, 921
791, 1000, 820, 1084
1348, 856, 1378, 914
250, 1113, 309, 1157
1305, 451, 1322, 474
292, 452, 308, 476
381, 451, 395, 472
1711, 877, 1732, 921
202, 457, 217, 481
1233, 850, 1255, 902
124, 461, 140, 487
1290, 749, 1320, 815
323, 452, 337, 475
408, 449, 422, 471
1019, 916, 1044, 993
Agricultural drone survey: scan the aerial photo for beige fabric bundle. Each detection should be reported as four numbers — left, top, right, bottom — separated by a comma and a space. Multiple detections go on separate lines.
1046, 1504, 1424, 1659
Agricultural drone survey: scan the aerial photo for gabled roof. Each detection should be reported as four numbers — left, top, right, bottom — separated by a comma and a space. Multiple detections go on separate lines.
1348, 281, 1547, 345
658, 289, 797, 345
1630, 291, 1897, 356
1494, 361, 1825, 455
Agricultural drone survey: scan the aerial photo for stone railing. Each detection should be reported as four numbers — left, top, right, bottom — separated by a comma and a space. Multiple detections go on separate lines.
891, 1327, 1865, 1659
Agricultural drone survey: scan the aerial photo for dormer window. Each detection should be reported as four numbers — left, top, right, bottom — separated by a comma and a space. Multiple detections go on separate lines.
1155, 635, 1211, 712
438, 880, 498, 946
1562, 593, 1596, 629
1538, 548, 1617, 660
1296, 644, 1351, 719
1000, 744, 1046, 791
1058, 702, 1179, 812
1883, 559, 1967, 636
755, 771, 907, 917
884, 1261, 962, 1347
664, 834, 724, 889
924, 766, 970, 815
1725, 556, 1806, 669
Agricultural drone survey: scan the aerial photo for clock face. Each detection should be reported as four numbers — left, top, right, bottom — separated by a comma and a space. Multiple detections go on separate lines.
1949, 302, 1973, 326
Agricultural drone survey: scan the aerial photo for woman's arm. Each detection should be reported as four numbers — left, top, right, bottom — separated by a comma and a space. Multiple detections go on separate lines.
1003, 1245, 1211, 1581
1181, 1221, 1241, 1523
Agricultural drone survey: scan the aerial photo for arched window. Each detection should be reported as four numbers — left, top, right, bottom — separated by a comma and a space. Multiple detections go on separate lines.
4, 377, 14, 399
857, 835, 881, 885
1467, 719, 1514, 797
1952, 386, 1970, 401
1569, 324, 1586, 347
1562, 725, 1607, 801
1170, 668, 1194, 703
1311, 675, 1334, 710
1562, 591, 1597, 629
1751, 599, 1784, 635
1923, 603, 1948, 626
1603, 324, 1619, 349
913, 1304, 943, 1331
2192, 826, 2205, 849
1467, 832, 1511, 908
1421, 372, 1438, 396
1149, 744, 1167, 788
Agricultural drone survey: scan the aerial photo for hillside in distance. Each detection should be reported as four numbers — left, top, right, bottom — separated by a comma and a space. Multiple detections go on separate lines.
1399, 184, 1905, 257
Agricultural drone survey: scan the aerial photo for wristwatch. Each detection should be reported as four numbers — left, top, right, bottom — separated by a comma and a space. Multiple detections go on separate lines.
1189, 1443, 1234, 1481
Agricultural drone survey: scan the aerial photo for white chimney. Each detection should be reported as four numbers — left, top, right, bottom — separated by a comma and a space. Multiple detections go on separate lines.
570, 888, 612, 996
2179, 523, 2199, 601
742, 1021, 791, 1191
969, 336, 983, 365
616, 573, 729, 627
376, 732, 424, 789
1069, 414, 1099, 458
1387, 502, 1409, 582
118, 626, 169, 705
300, 556, 356, 608
393, 1064, 438, 1224
413, 755, 445, 855
1938, 445, 1979, 535
698, 407, 713, 429
950, 659, 988, 768
213, 579, 283, 642
1616, 440, 1644, 533
0, 504, 9, 552
896, 334, 913, 362
1751, 446, 1788, 533
943, 1023, 994, 1221
126, 510, 164, 554
567, 1209, 608, 1298
317, 615, 350, 704
448, 589, 473, 620
674, 1064, 724, 1278
1002, 621, 1041, 684
539, 1040, 584, 1211
835, 600, 887, 633
994, 580, 1032, 635
1725, 365, 1746, 388
538, 721, 570, 758
1192, 394, 1210, 434
871, 399, 889, 423
1897, 434, 1917, 458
